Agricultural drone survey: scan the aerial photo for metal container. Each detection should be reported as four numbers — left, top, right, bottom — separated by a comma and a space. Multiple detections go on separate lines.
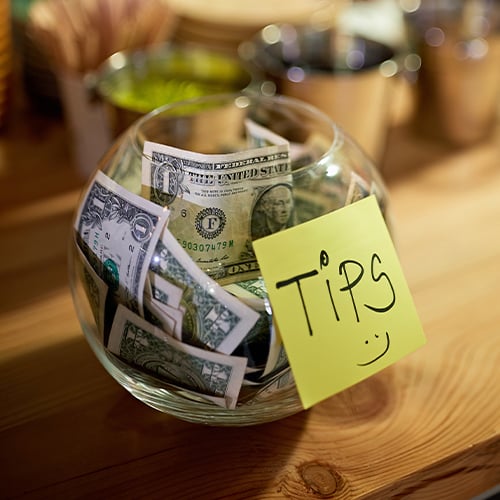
404, 0, 500, 146
240, 24, 403, 162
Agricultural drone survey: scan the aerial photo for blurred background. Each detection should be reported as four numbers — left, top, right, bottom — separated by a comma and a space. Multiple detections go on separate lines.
1, 0, 499, 188
1, 5, 499, 496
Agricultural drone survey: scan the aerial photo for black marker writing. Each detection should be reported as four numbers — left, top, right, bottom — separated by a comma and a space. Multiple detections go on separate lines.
364, 253, 395, 313
276, 270, 318, 336
274, 250, 396, 338
326, 279, 340, 321
320, 250, 339, 321
357, 331, 391, 366
339, 260, 364, 322
319, 249, 329, 269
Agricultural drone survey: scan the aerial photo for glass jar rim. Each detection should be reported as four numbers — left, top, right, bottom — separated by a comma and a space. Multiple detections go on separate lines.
129, 92, 342, 172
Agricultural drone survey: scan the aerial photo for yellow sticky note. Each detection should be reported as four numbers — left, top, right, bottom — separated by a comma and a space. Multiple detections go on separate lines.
252, 195, 426, 409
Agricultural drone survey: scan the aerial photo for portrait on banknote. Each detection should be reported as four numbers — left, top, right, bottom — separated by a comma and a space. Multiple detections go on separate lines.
250, 183, 295, 240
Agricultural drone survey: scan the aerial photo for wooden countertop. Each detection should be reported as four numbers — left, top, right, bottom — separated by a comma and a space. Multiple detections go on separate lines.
1, 88, 499, 499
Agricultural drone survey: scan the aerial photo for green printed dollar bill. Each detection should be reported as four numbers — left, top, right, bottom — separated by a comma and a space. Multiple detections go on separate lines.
150, 228, 260, 354
74, 238, 108, 341
143, 297, 180, 340
254, 368, 296, 402
223, 277, 268, 311
344, 171, 370, 206
141, 133, 292, 283
148, 270, 183, 309
262, 321, 289, 378
74, 171, 169, 315
108, 304, 247, 409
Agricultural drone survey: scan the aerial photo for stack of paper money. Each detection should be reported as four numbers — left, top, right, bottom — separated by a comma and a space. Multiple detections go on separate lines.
72, 121, 296, 410
73, 120, 385, 410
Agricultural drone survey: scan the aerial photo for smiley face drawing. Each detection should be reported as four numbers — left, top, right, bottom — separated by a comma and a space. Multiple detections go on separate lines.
357, 332, 391, 366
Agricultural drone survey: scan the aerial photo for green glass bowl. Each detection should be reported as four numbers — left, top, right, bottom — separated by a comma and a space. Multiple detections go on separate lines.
91, 43, 259, 136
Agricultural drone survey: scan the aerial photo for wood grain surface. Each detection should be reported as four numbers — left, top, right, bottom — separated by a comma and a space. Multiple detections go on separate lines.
1, 86, 499, 499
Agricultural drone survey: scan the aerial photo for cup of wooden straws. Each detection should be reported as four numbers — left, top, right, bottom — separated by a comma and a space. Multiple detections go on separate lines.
27, 0, 177, 177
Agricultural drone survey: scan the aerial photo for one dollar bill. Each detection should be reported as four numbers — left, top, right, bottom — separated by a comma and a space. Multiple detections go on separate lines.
108, 304, 247, 409
74, 170, 169, 315
73, 236, 109, 341
150, 228, 260, 354
141, 131, 292, 283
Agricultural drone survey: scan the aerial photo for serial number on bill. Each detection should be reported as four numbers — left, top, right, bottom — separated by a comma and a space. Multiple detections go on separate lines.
178, 240, 234, 252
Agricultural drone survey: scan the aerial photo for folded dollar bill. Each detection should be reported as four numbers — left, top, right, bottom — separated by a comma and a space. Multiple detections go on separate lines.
74, 171, 169, 316
344, 171, 370, 206
73, 236, 108, 341
150, 228, 260, 354
108, 304, 248, 409
143, 295, 181, 340
223, 277, 269, 311
148, 270, 183, 309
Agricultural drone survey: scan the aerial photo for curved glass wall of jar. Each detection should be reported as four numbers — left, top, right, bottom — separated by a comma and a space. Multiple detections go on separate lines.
68, 93, 391, 426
